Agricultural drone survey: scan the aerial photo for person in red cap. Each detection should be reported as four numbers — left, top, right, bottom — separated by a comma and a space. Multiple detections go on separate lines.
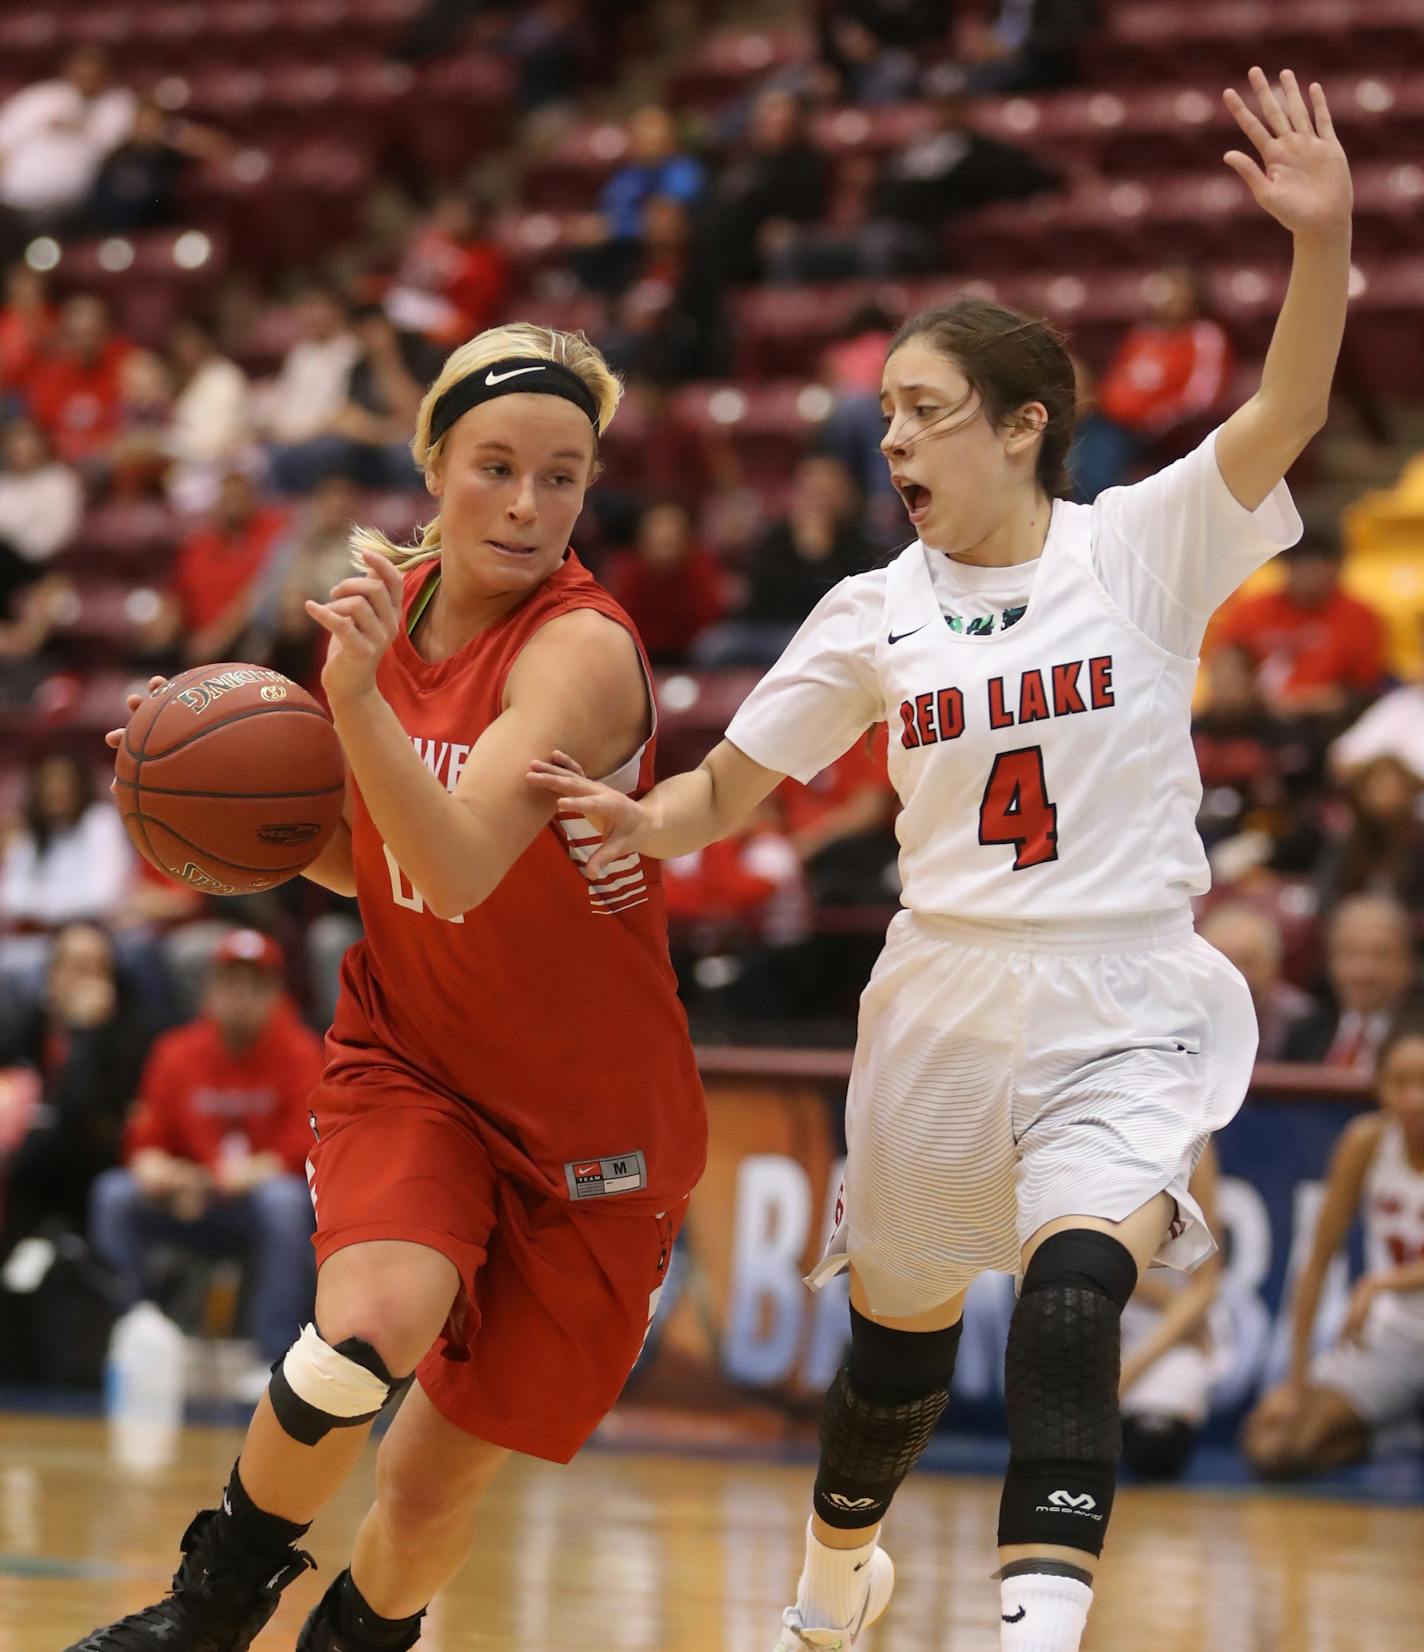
87, 928, 323, 1368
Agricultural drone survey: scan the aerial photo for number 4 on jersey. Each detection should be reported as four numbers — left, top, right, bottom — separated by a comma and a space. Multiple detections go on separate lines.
978, 746, 1058, 870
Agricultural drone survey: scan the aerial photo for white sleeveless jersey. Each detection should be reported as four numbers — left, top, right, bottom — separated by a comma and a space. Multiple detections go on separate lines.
727, 429, 1300, 922
1363, 1118, 1424, 1337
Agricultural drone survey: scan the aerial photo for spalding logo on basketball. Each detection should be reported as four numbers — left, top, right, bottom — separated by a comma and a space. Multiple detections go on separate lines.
114, 661, 345, 896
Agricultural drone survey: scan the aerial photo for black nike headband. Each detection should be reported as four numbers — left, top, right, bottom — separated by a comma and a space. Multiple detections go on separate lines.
427, 357, 601, 446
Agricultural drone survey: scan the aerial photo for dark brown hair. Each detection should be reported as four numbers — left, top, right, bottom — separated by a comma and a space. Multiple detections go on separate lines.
888, 298, 1078, 499
1377, 1005, 1424, 1075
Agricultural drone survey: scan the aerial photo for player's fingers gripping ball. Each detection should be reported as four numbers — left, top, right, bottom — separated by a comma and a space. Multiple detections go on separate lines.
113, 662, 346, 896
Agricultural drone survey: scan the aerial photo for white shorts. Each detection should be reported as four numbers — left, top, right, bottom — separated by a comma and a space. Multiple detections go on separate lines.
1119, 1300, 1213, 1425
810, 908, 1257, 1318
1311, 1299, 1424, 1427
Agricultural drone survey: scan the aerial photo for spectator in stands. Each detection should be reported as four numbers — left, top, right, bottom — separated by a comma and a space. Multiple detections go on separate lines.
501, 0, 587, 112
817, 0, 949, 103
1198, 902, 1312, 1062
25, 291, 133, 468
259, 476, 361, 688
699, 455, 872, 665
704, 88, 830, 284
1331, 677, 1424, 791
1311, 754, 1424, 915
0, 47, 134, 255
1243, 1009, 1424, 1481
0, 921, 151, 1267
776, 725, 897, 905
874, 65, 1060, 225
0, 264, 56, 413
1284, 893, 1417, 1070
603, 500, 728, 665
269, 307, 434, 495
258, 284, 359, 463
1068, 356, 1137, 503
83, 95, 231, 235
1213, 536, 1388, 722
1191, 642, 1301, 851
165, 315, 254, 513
589, 375, 733, 544
87, 928, 321, 1368
961, 0, 1099, 94
144, 468, 288, 668
816, 304, 903, 523
0, 753, 133, 935
1095, 267, 1234, 452
0, 416, 82, 612
385, 187, 511, 348
108, 347, 174, 497
569, 105, 705, 295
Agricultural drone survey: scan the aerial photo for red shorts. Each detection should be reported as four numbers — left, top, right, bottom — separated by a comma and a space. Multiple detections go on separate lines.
305, 1070, 681, 1463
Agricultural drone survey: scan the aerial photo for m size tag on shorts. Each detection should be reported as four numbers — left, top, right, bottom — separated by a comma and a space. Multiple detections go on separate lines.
564, 1151, 647, 1199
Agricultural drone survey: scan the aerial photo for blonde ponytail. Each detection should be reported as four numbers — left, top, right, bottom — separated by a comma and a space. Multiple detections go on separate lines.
350, 322, 623, 571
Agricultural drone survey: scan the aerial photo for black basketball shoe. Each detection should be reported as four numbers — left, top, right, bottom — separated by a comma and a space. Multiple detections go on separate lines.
296, 1571, 425, 1651
62, 1507, 315, 1651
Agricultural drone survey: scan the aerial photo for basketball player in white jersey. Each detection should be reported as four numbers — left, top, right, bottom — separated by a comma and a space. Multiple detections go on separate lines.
530, 67, 1351, 1652
1244, 1011, 1424, 1477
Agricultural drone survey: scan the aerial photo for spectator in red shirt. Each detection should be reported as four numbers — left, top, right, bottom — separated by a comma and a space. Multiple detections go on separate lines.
1097, 266, 1234, 439
87, 929, 321, 1363
144, 468, 288, 667
384, 187, 510, 348
1213, 537, 1388, 720
24, 291, 132, 466
602, 500, 727, 664
0, 263, 57, 409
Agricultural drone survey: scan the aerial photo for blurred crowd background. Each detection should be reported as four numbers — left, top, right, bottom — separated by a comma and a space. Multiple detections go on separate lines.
1, 0, 1424, 1397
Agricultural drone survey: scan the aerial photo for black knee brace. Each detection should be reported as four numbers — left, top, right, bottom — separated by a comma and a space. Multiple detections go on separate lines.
998, 1229, 1137, 1557
1122, 1413, 1197, 1480
813, 1308, 962, 1529
268, 1324, 414, 1447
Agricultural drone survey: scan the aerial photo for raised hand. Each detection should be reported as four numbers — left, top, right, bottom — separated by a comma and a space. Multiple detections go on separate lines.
527, 749, 653, 879
305, 547, 403, 708
1223, 68, 1352, 241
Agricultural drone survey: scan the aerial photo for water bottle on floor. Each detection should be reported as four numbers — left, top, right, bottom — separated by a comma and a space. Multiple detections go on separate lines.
105, 1302, 187, 1470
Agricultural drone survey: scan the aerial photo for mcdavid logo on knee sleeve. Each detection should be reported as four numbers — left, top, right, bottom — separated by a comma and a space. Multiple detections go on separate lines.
1038, 1489, 1102, 1520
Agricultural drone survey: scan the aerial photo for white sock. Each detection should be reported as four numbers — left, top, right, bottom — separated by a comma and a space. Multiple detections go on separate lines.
999, 1570, 1093, 1652
796, 1521, 879, 1630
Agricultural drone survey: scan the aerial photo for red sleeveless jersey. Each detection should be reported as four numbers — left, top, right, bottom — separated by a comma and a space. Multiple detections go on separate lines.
325, 551, 706, 1211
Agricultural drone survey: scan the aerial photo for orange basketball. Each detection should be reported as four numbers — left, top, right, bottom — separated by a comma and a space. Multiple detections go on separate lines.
113, 663, 345, 897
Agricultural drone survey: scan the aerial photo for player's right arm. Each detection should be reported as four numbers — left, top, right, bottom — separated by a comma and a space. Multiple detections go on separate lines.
1282, 1113, 1381, 1387
529, 577, 884, 878
529, 739, 785, 880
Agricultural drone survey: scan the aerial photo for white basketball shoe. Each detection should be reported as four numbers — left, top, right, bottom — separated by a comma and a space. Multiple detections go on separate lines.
773, 1547, 895, 1650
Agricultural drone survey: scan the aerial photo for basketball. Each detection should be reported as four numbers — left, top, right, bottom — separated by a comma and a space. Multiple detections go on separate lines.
112, 662, 345, 896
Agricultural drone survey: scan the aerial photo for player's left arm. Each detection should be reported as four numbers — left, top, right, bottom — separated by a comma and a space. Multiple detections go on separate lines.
308, 551, 647, 920
1213, 69, 1353, 511
1119, 1144, 1223, 1396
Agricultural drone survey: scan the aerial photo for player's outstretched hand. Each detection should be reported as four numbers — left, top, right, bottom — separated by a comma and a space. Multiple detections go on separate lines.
306, 548, 403, 709
1222, 68, 1352, 240
527, 750, 652, 879
104, 674, 169, 749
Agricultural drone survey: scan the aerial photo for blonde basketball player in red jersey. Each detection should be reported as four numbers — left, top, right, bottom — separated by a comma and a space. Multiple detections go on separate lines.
69, 325, 707, 1652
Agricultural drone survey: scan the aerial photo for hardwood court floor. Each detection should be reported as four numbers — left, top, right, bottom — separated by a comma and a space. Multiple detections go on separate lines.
5, 1414, 1423, 1652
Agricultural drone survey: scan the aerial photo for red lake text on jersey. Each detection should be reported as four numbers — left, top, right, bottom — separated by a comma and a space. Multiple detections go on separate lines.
897, 656, 1116, 750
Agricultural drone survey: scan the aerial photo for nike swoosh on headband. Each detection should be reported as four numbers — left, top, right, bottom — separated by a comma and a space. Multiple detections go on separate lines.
485, 365, 546, 385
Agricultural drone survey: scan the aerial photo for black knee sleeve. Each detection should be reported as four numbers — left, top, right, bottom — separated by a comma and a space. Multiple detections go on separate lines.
1122, 1413, 1197, 1480
813, 1309, 961, 1529
998, 1229, 1138, 1557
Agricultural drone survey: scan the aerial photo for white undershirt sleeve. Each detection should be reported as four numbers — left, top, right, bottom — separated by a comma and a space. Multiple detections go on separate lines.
1089, 426, 1303, 657
724, 575, 885, 784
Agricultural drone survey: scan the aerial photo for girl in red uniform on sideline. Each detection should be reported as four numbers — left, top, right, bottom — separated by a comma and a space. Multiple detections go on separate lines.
71, 323, 707, 1652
